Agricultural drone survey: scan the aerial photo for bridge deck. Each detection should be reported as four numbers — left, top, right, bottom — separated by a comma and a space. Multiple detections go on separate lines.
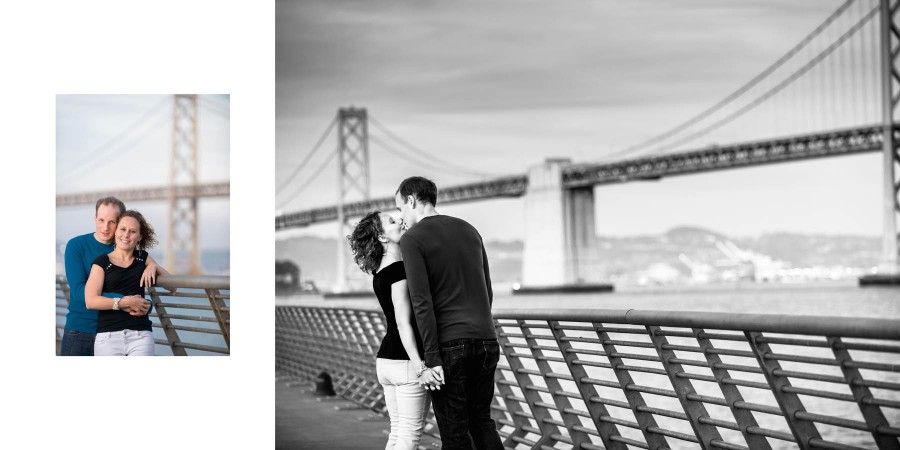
275, 378, 442, 450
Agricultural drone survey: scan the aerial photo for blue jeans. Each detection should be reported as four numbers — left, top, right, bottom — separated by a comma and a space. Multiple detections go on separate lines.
59, 329, 95, 356
430, 338, 504, 450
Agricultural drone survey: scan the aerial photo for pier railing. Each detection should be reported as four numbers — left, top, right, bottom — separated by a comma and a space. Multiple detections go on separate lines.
275, 306, 900, 449
56, 274, 230, 355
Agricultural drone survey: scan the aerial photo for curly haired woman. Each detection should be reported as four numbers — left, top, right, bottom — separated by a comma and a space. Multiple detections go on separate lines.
85, 210, 170, 356
347, 211, 438, 450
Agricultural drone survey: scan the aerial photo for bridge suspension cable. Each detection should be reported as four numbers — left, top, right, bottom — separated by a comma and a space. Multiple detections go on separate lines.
599, 0, 861, 163
58, 97, 170, 181
369, 115, 503, 178
276, 116, 337, 196
277, 140, 338, 209
650, 3, 880, 155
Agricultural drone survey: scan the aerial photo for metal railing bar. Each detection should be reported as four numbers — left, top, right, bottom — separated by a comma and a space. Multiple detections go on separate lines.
572, 359, 614, 369
661, 343, 703, 353
496, 379, 517, 387
580, 442, 605, 450
498, 332, 525, 338
877, 425, 900, 437
558, 336, 603, 344
167, 341, 229, 354
668, 357, 710, 368
594, 326, 647, 334
525, 385, 553, 395
515, 367, 544, 376
676, 372, 719, 383
161, 292, 216, 299
780, 385, 856, 402
510, 435, 538, 445
720, 377, 771, 390
756, 335, 829, 347
590, 397, 632, 410
773, 369, 848, 384
503, 342, 531, 349
617, 364, 668, 376
698, 416, 741, 431
714, 362, 764, 374
764, 353, 841, 366
531, 344, 564, 352
545, 372, 575, 382
598, 415, 641, 429
159, 324, 223, 335
838, 341, 900, 353
609, 352, 662, 362
745, 425, 796, 442
608, 435, 651, 449
843, 360, 900, 372
156, 313, 218, 323
864, 396, 900, 409
709, 439, 749, 450
552, 324, 597, 332
561, 407, 592, 419
707, 348, 756, 358
534, 354, 567, 363
564, 348, 608, 357
604, 340, 655, 348
497, 363, 511, 371
646, 426, 701, 443
581, 377, 622, 389
806, 438, 870, 450
685, 393, 728, 407
624, 384, 678, 398
156, 302, 215, 310
635, 404, 689, 421
696, 332, 746, 341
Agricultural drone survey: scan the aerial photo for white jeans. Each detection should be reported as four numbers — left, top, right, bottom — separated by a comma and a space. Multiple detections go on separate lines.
376, 358, 431, 450
94, 330, 155, 356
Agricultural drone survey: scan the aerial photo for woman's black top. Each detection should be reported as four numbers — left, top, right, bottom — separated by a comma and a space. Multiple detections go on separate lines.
373, 261, 424, 360
92, 250, 153, 333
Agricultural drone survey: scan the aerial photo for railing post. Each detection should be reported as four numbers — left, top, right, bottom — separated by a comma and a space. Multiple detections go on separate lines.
148, 287, 187, 356
520, 320, 593, 448
493, 320, 534, 447
746, 331, 821, 449
597, 323, 670, 449
829, 336, 899, 449
548, 320, 627, 450
692, 328, 772, 449
646, 326, 722, 449
205, 288, 230, 349
497, 320, 563, 449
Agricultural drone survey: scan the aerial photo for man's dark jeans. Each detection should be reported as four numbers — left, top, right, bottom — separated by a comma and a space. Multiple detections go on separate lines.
430, 338, 504, 450
59, 329, 95, 356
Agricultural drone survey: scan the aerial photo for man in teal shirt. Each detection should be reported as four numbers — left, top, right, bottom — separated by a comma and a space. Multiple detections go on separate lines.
60, 197, 161, 356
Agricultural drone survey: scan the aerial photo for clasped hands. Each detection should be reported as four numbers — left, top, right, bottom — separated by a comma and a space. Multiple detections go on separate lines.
119, 295, 151, 316
418, 365, 445, 391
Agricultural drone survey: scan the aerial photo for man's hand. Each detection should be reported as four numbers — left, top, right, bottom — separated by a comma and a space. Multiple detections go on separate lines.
140, 261, 159, 288
120, 295, 151, 316
418, 368, 442, 391
430, 366, 445, 385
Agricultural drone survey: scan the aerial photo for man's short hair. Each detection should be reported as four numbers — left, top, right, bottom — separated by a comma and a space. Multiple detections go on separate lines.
396, 176, 437, 206
95, 196, 126, 216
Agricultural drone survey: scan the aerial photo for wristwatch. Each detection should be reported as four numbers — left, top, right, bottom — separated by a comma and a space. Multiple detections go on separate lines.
113, 297, 121, 311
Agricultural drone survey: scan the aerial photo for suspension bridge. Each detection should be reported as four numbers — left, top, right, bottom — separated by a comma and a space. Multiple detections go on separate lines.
275, 0, 900, 290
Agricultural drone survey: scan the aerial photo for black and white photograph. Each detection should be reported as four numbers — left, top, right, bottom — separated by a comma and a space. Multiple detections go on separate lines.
275, 1, 900, 449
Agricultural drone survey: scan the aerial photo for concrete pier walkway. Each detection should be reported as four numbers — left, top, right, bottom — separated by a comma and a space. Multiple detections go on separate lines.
275, 378, 441, 450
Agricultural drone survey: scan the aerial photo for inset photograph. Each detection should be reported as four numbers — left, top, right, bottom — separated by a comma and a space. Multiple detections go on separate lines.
56, 94, 231, 356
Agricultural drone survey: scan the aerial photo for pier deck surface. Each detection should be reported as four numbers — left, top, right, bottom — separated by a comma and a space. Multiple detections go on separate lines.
276, 378, 442, 450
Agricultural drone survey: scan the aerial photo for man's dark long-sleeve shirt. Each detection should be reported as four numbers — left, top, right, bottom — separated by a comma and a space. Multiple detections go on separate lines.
399, 215, 495, 367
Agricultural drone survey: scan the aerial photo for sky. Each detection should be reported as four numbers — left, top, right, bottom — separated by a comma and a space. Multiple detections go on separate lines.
56, 94, 231, 252
275, 0, 886, 242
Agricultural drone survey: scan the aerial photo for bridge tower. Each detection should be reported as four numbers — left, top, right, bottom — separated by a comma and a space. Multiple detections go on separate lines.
522, 159, 603, 287
167, 94, 202, 274
335, 107, 371, 291
880, 0, 900, 275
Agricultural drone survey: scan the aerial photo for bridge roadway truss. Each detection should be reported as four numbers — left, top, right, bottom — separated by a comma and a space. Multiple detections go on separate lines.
275, 125, 883, 229
55, 181, 230, 207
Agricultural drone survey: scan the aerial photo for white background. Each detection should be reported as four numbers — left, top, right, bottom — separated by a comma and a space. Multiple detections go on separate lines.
0, 1, 273, 448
